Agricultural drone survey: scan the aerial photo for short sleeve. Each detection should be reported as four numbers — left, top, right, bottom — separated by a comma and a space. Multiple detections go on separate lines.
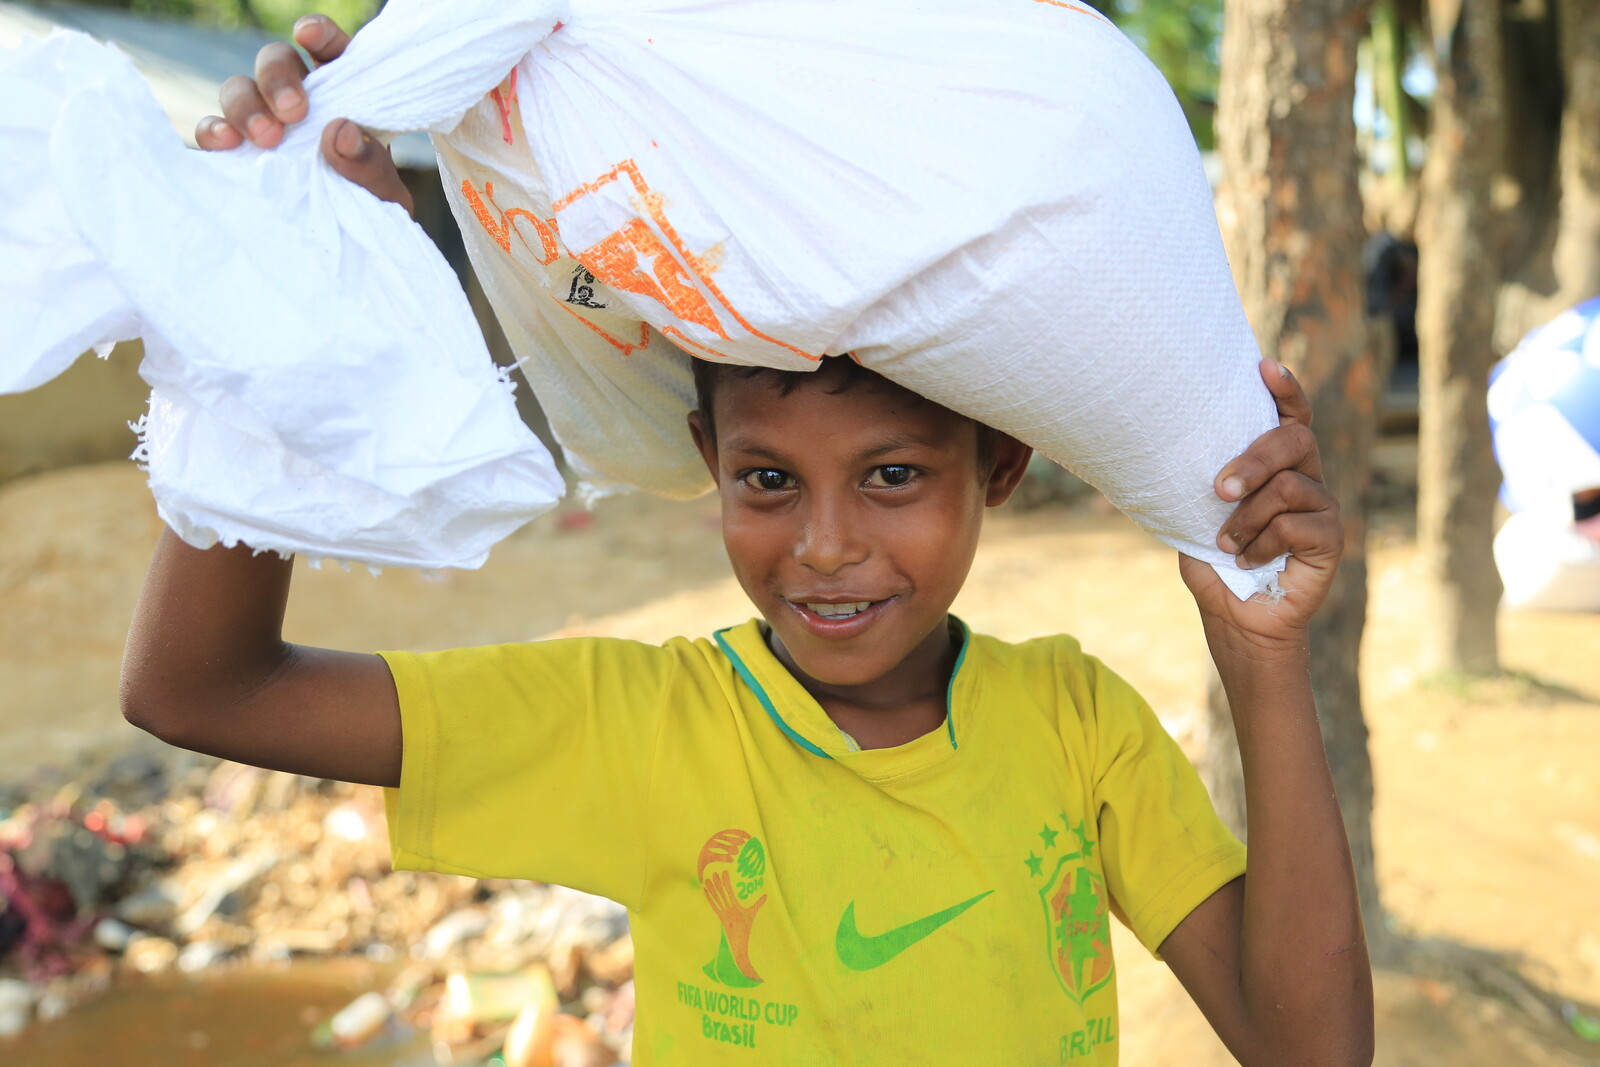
1079, 651, 1247, 957
379, 637, 676, 909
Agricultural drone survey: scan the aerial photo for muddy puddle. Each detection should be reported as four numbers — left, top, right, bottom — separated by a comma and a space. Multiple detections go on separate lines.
3, 959, 430, 1067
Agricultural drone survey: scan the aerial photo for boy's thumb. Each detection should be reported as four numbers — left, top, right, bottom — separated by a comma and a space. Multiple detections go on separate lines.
322, 119, 414, 217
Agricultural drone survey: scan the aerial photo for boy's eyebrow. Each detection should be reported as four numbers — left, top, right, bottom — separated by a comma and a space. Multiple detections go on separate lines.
848, 433, 944, 461
719, 440, 792, 465
719, 432, 944, 464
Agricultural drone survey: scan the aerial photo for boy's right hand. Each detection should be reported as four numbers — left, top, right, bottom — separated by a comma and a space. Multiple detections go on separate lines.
195, 14, 414, 216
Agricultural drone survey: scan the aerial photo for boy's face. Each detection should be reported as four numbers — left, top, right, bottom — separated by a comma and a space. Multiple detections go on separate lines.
690, 366, 1029, 690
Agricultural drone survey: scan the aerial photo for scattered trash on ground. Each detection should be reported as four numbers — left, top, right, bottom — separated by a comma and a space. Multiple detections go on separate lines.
1564, 1002, 1600, 1043
0, 757, 633, 1064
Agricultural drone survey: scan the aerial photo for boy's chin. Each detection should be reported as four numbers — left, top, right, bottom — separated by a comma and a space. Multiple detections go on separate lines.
785, 650, 895, 689
766, 623, 916, 690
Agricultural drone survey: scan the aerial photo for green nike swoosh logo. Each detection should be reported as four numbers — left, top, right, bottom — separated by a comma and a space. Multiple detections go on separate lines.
835, 890, 993, 971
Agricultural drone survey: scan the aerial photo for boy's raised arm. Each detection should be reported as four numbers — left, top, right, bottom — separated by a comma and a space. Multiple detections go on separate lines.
1158, 360, 1375, 1067
121, 531, 402, 788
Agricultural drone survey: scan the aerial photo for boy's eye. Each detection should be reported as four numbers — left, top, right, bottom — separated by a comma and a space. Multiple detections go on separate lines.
866, 465, 916, 488
739, 469, 793, 491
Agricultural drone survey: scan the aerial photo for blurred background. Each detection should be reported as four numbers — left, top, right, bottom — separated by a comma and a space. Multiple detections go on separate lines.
1, 0, 1598, 1064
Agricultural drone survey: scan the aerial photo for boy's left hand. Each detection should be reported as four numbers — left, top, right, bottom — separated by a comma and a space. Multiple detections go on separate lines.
1178, 359, 1342, 660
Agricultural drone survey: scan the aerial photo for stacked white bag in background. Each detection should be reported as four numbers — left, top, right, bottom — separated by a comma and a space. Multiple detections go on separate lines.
1488, 298, 1600, 611
2, 0, 1282, 594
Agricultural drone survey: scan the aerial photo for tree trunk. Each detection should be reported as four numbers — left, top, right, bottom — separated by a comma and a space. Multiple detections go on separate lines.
1552, 0, 1600, 305
1210, 0, 1388, 959
1414, 0, 1506, 675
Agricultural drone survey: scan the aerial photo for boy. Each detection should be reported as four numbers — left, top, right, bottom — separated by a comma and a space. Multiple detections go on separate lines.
124, 16, 1373, 1065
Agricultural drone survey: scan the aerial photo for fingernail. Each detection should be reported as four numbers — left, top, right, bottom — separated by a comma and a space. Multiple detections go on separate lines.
1221, 477, 1245, 500
295, 15, 330, 48
275, 88, 303, 114
1218, 532, 1239, 554
247, 114, 274, 142
334, 120, 365, 159
1277, 361, 1292, 379
1236, 555, 1255, 570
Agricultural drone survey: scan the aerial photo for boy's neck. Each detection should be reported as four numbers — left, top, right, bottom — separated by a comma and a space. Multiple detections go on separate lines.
767, 617, 960, 750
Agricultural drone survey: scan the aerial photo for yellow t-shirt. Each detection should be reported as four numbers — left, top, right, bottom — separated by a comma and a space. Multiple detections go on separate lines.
382, 619, 1245, 1066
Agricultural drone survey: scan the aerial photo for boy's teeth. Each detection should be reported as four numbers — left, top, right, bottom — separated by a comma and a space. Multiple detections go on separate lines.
805, 601, 871, 618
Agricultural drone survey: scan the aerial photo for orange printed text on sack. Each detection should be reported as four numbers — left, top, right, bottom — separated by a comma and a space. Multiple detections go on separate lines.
581, 217, 730, 340
554, 159, 820, 362
461, 179, 561, 265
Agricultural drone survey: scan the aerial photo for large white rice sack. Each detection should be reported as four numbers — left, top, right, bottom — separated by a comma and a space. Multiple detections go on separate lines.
433, 0, 1282, 597
2, 0, 1282, 593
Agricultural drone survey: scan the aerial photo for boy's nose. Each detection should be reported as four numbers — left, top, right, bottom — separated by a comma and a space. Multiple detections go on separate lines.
793, 497, 869, 575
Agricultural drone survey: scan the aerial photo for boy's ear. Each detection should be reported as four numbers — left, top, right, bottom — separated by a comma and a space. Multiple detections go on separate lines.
984, 433, 1034, 507
687, 410, 721, 484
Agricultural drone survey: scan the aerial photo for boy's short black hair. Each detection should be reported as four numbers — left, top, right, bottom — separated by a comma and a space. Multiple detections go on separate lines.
690, 355, 1000, 472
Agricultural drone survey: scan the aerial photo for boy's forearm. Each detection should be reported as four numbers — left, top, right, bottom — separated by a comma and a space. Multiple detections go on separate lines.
121, 529, 402, 786
120, 528, 296, 741
1214, 640, 1374, 1065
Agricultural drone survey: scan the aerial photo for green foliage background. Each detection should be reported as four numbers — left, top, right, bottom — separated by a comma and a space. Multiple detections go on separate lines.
1089, 0, 1224, 149
86, 0, 383, 35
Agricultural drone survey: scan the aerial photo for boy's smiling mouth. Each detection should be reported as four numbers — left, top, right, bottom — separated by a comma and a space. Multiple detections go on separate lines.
802, 601, 872, 618
783, 596, 897, 631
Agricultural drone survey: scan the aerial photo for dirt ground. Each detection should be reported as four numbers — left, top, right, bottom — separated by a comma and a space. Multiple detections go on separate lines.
3, 461, 1598, 1064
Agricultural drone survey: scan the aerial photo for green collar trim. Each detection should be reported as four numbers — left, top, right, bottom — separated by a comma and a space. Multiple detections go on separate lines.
714, 618, 972, 761
714, 627, 833, 760
945, 616, 971, 750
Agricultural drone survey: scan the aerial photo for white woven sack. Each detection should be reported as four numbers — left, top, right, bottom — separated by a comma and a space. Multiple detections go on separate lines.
435, 0, 1284, 597
0, 8, 568, 569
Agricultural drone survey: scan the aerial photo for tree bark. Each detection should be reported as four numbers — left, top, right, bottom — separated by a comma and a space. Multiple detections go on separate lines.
1552, 0, 1600, 305
1414, 0, 1506, 675
1210, 0, 1388, 959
